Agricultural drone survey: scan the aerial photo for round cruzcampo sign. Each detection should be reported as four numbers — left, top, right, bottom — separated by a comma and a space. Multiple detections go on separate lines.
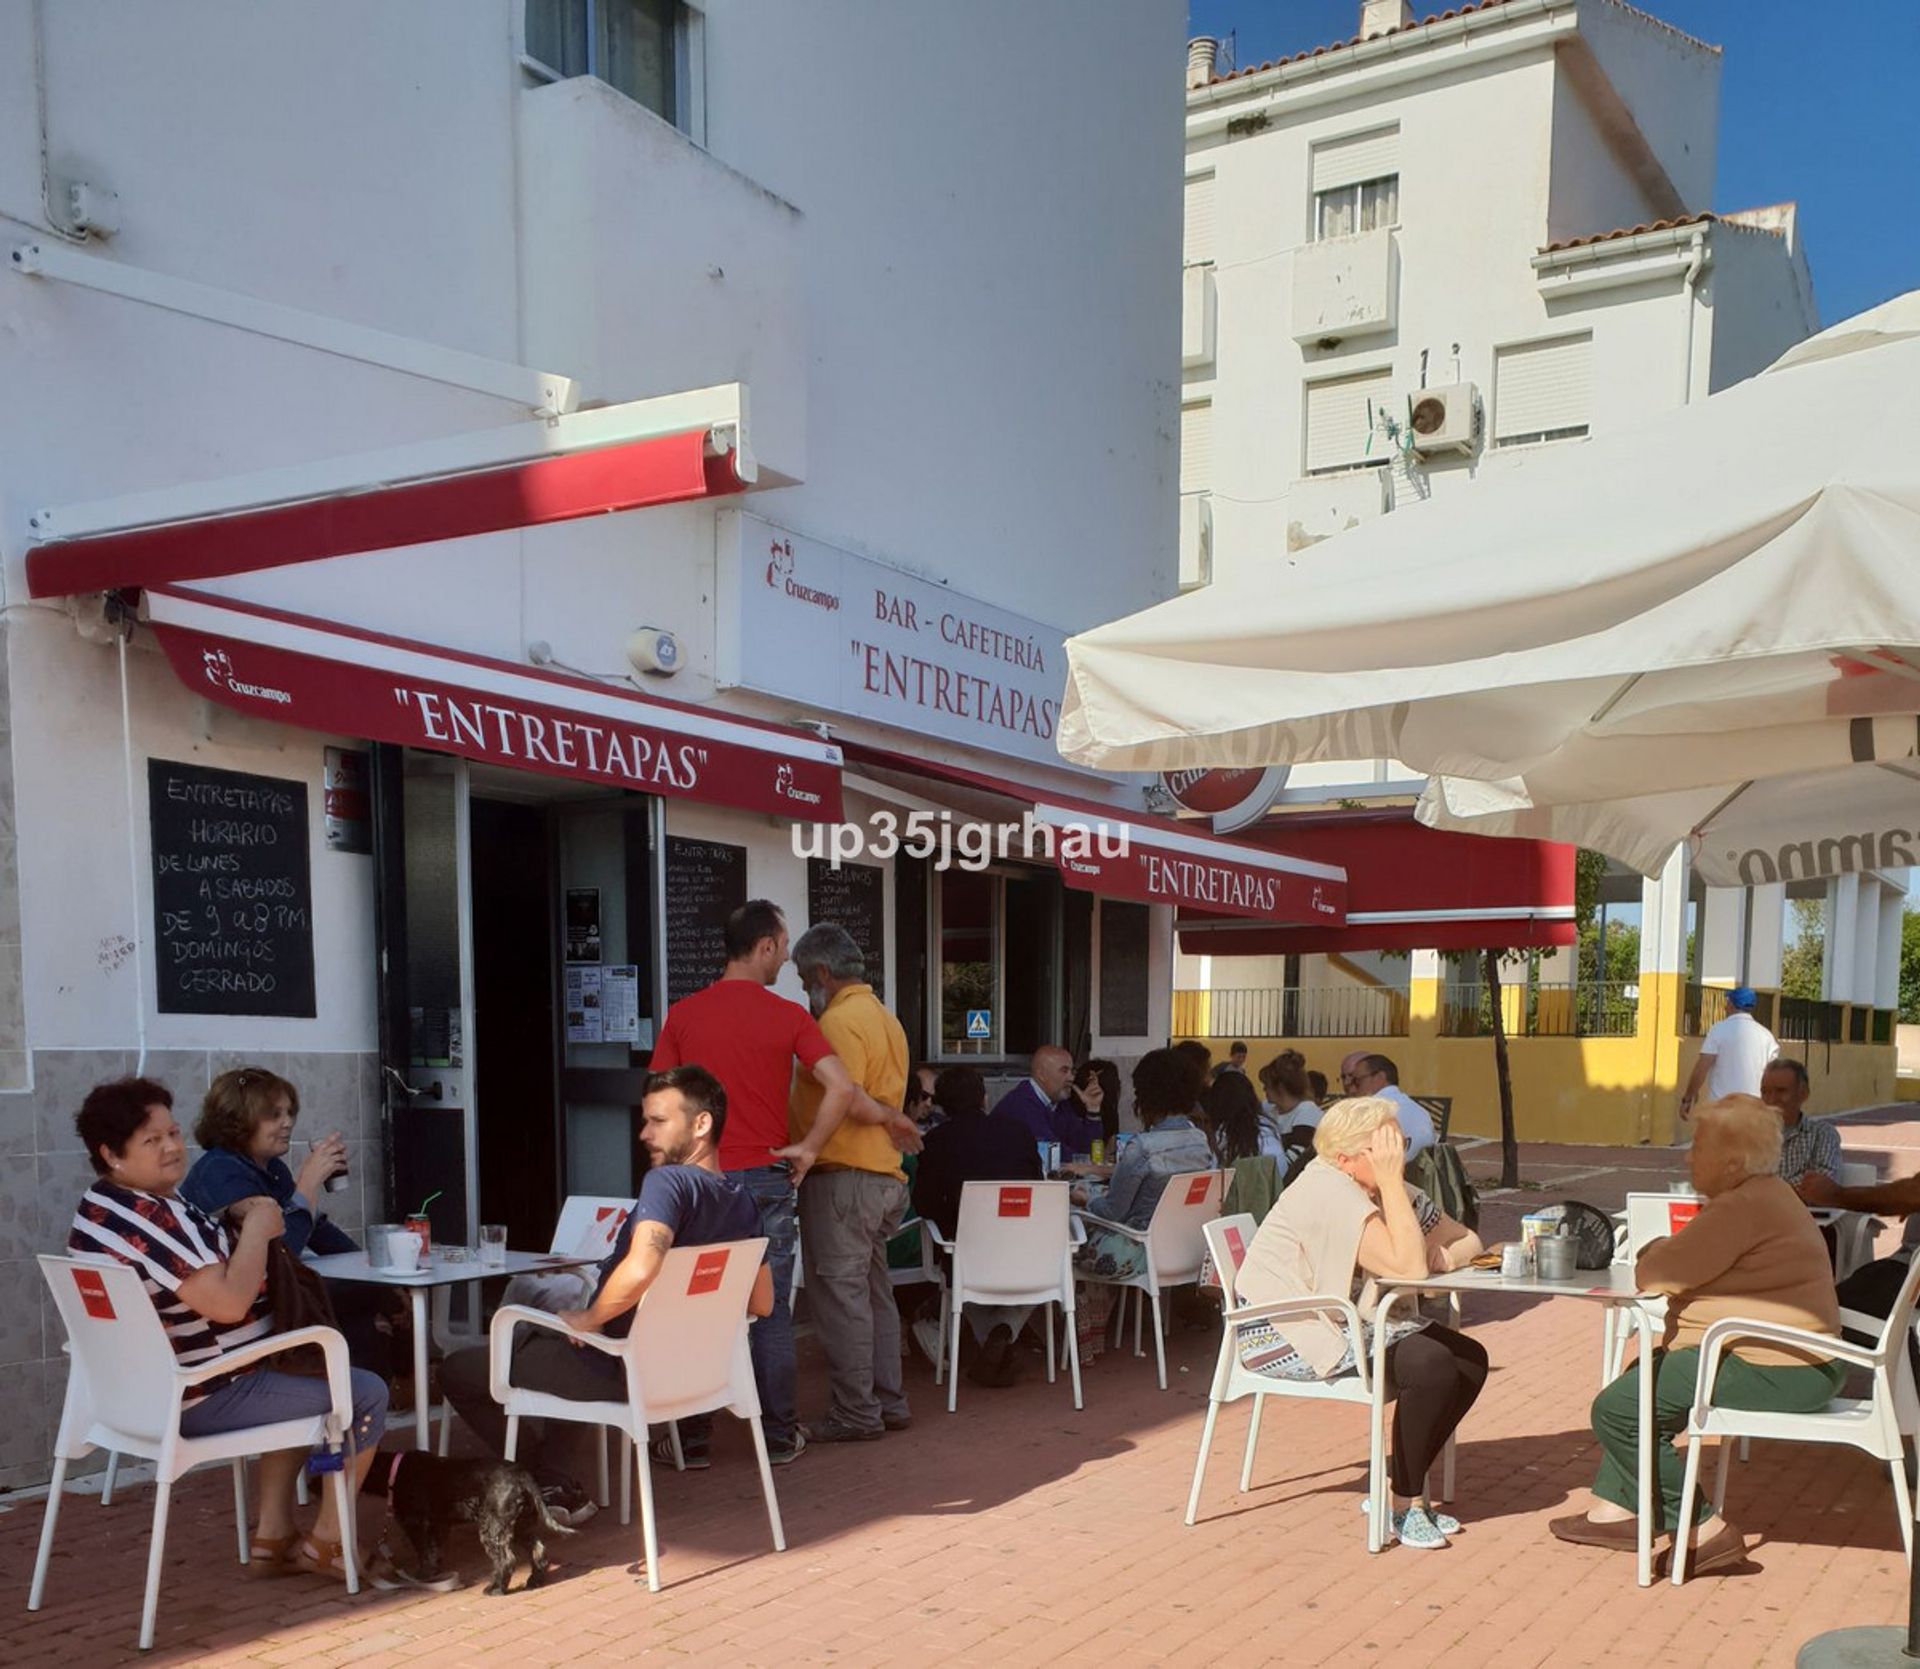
1158, 767, 1288, 833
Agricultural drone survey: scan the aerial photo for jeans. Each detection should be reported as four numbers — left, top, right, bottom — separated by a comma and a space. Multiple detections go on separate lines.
799, 1169, 909, 1431
1590, 1345, 1847, 1530
441, 1336, 618, 1486
180, 1365, 388, 1452
683, 1164, 797, 1451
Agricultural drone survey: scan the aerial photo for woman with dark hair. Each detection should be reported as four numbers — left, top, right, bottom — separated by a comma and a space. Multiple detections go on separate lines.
181, 1066, 398, 1378
1203, 1070, 1266, 1167
68, 1077, 389, 1580
905, 1063, 944, 1129
1076, 1048, 1213, 1279
1262, 1051, 1325, 1154
1072, 1058, 1123, 1147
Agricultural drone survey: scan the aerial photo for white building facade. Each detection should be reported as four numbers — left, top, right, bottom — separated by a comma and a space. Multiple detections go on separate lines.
0, 0, 1277, 1487
1173, 0, 1901, 1072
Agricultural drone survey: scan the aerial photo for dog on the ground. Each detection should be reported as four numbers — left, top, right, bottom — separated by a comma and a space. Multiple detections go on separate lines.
362, 1451, 575, 1594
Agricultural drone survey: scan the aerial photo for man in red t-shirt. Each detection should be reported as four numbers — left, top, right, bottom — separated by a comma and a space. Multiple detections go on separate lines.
648, 898, 902, 1465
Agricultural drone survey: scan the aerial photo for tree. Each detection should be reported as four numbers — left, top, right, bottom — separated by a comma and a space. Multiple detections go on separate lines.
1780, 898, 1825, 1001
1901, 909, 1920, 1024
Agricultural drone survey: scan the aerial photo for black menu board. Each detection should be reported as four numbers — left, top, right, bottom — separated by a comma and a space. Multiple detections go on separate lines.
1098, 900, 1150, 1037
806, 859, 885, 1000
149, 759, 316, 1017
664, 837, 747, 1005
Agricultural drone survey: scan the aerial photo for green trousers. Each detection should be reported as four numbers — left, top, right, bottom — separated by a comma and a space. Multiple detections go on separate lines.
1591, 1345, 1845, 1530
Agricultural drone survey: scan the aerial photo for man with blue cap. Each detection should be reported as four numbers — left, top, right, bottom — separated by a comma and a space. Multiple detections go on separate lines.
1679, 986, 1779, 1125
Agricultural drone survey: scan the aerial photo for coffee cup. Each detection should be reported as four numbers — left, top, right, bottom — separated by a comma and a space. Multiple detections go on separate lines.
385, 1227, 422, 1274
1499, 1243, 1531, 1279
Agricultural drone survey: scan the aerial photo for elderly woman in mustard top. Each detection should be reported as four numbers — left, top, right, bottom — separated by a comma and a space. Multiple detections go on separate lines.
1551, 1096, 1844, 1577
1235, 1096, 1485, 1551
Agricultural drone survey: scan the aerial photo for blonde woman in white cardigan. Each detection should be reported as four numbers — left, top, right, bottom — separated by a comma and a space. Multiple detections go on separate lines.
1236, 1097, 1485, 1550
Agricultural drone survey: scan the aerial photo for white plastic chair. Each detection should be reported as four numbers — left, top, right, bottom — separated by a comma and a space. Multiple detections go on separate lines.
489, 1236, 782, 1593
1669, 1249, 1920, 1583
1077, 1170, 1224, 1390
1183, 1214, 1392, 1544
1602, 1192, 1702, 1382
924, 1181, 1083, 1413
28, 1254, 362, 1651
1831, 1160, 1885, 1282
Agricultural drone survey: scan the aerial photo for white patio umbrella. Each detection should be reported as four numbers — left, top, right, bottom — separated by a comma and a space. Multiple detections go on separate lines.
1058, 294, 1920, 879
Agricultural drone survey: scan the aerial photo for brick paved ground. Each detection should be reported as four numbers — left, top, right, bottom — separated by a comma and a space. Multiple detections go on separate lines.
9, 1124, 1920, 1669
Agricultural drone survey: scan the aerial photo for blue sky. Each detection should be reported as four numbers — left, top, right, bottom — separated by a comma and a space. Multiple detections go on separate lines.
1185, 1, 1920, 325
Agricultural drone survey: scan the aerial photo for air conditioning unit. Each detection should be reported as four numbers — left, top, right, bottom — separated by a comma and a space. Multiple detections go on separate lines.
1407, 382, 1478, 455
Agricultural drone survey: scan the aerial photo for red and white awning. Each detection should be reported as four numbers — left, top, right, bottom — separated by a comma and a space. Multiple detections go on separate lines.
28, 385, 756, 600
1175, 812, 1573, 956
143, 588, 844, 821
839, 744, 1346, 926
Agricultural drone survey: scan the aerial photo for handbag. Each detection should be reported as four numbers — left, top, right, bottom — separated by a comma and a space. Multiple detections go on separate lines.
262, 1237, 342, 1376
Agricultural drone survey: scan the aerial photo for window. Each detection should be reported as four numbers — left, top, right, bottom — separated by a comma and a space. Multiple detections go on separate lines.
525, 0, 688, 130
1179, 400, 1214, 495
1184, 172, 1217, 267
934, 865, 1063, 1058
1310, 127, 1399, 241
938, 868, 999, 1056
1303, 369, 1391, 475
1494, 333, 1593, 447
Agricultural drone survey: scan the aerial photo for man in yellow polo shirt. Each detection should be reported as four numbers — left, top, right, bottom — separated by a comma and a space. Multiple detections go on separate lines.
784, 923, 912, 1441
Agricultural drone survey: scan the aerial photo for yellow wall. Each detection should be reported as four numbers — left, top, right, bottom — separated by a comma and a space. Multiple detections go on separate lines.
1178, 969, 1900, 1148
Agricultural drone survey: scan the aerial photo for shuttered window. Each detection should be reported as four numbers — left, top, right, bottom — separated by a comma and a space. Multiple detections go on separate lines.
1184, 172, 1216, 266
1494, 334, 1593, 446
1310, 127, 1400, 194
1180, 400, 1214, 493
1303, 370, 1390, 475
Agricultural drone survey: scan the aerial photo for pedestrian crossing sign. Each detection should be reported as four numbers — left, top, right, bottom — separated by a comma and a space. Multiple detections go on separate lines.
966, 1009, 992, 1039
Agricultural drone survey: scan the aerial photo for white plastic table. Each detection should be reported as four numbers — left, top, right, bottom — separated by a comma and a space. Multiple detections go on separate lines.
1371, 1263, 1661, 1586
307, 1247, 596, 1450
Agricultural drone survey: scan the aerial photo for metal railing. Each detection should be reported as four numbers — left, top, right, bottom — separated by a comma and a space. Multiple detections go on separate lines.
1681, 982, 1734, 1038
1170, 985, 1409, 1039
1776, 995, 1845, 1045
1440, 979, 1639, 1039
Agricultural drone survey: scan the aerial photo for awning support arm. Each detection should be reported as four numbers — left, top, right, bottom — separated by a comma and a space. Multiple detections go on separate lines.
11, 238, 578, 417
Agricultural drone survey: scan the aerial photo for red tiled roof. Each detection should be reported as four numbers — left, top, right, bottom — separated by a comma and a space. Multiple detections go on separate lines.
1205, 0, 1715, 89
1541, 211, 1712, 253
1209, 0, 1516, 85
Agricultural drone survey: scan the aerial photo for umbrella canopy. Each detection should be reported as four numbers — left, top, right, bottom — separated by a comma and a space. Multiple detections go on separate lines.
1058, 294, 1920, 879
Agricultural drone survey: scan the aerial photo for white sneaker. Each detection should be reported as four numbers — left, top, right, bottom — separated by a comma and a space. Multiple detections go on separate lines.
1358, 1498, 1461, 1536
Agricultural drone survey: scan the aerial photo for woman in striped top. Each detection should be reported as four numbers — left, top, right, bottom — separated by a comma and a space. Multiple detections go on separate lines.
68, 1077, 388, 1581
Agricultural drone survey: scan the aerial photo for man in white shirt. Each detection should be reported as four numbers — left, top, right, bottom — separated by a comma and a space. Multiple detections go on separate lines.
1349, 1054, 1436, 1156
1680, 987, 1779, 1120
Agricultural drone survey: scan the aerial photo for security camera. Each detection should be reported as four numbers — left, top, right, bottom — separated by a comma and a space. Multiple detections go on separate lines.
625, 627, 681, 677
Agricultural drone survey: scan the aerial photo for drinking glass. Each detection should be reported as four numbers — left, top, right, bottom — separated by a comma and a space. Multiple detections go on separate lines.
480, 1223, 508, 1267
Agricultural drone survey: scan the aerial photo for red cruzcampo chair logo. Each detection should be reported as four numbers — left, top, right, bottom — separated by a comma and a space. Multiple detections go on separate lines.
1186, 1175, 1212, 1206
998, 1186, 1033, 1218
687, 1248, 730, 1295
1668, 1200, 1701, 1234
73, 1267, 117, 1320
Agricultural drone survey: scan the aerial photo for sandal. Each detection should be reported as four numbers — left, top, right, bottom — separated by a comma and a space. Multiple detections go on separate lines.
291, 1528, 370, 1582
243, 1531, 303, 1578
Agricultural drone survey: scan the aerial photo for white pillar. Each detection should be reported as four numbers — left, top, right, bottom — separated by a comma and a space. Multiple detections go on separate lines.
1640, 849, 1691, 976
1822, 875, 1861, 1003
1699, 886, 1747, 988
1747, 883, 1786, 989
1853, 879, 1884, 1008
1876, 883, 1904, 1010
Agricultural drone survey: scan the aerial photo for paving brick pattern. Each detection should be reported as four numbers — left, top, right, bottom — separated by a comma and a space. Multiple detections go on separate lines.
7, 1129, 1918, 1668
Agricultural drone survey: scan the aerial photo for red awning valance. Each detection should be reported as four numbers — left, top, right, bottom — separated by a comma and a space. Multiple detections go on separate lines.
26, 385, 758, 600
1176, 812, 1573, 956
143, 587, 843, 821
839, 744, 1347, 926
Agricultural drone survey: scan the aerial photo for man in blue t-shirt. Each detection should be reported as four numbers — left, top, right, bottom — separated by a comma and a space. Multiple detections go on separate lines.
441, 1066, 771, 1503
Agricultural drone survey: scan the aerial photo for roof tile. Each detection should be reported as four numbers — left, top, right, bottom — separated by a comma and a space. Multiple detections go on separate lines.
1540, 211, 1713, 253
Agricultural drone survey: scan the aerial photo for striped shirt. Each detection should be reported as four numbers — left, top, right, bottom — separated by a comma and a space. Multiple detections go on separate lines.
68, 1182, 274, 1403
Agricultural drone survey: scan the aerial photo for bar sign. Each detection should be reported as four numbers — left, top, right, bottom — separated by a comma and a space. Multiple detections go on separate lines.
998, 1187, 1033, 1218
73, 1267, 117, 1320
687, 1248, 729, 1295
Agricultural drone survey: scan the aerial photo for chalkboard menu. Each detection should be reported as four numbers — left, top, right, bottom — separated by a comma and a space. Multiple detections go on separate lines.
1098, 900, 1150, 1038
664, 837, 747, 1005
806, 859, 885, 1000
149, 759, 316, 1017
